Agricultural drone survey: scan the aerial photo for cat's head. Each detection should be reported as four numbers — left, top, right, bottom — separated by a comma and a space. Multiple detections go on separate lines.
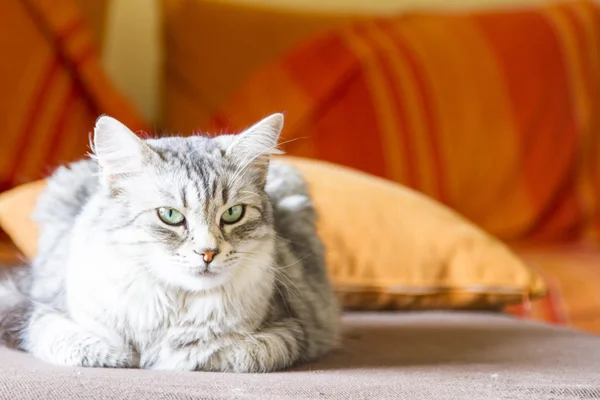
92, 114, 284, 292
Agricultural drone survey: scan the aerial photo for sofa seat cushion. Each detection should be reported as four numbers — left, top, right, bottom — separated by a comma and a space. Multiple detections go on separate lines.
1, 311, 599, 399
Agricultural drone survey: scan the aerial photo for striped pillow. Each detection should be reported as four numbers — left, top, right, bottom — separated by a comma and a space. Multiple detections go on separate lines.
0, 0, 147, 192
211, 0, 600, 243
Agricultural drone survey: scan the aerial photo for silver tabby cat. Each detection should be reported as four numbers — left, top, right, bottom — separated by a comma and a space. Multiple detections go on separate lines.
0, 113, 340, 372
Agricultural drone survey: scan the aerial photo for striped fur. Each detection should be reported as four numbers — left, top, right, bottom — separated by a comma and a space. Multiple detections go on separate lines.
1, 114, 340, 372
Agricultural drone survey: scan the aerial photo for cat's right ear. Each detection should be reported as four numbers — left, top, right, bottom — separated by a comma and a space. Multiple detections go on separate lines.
92, 115, 150, 186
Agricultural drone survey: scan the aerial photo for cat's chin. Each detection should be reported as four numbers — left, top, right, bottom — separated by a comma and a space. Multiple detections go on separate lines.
191, 269, 219, 278
158, 268, 234, 293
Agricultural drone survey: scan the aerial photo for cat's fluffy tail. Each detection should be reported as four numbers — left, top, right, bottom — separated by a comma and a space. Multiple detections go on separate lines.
0, 266, 30, 348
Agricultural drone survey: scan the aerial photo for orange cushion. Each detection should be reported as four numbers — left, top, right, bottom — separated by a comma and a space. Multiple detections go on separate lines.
211, 0, 600, 243
0, 156, 546, 310
0, 231, 20, 266
0, 0, 147, 192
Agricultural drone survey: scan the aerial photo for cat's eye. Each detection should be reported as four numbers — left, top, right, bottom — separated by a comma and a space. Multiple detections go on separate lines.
157, 207, 185, 226
221, 205, 245, 224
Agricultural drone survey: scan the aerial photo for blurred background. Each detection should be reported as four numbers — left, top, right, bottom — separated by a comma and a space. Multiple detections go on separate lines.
2, 0, 600, 331
3, 0, 599, 241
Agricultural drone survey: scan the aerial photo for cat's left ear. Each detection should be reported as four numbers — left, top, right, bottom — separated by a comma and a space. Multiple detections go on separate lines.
225, 113, 285, 180
93, 115, 153, 187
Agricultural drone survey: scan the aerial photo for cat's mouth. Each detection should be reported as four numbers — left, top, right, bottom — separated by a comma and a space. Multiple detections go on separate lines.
191, 266, 219, 278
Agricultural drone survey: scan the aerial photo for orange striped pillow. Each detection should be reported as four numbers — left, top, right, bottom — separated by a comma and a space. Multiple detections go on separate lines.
0, 0, 147, 192
211, 0, 600, 243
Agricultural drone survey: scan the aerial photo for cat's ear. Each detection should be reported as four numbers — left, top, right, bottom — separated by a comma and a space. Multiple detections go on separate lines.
225, 113, 284, 179
92, 115, 151, 186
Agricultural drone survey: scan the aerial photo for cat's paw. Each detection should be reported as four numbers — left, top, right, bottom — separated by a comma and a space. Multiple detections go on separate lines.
211, 343, 286, 373
144, 346, 198, 371
212, 327, 300, 373
46, 338, 137, 368
146, 345, 232, 372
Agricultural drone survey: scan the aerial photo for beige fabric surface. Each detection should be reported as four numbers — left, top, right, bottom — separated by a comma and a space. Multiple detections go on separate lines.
1, 312, 600, 399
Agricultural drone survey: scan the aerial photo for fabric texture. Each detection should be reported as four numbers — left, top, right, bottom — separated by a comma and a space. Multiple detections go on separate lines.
0, 0, 147, 192
508, 243, 600, 334
161, 0, 562, 132
211, 0, 600, 243
162, 0, 353, 131
0, 156, 545, 310
1, 312, 600, 399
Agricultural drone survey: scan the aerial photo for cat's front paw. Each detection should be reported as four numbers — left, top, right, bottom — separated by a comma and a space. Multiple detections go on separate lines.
146, 345, 230, 372
212, 344, 281, 373
84, 342, 138, 368
46, 338, 137, 368
144, 344, 201, 371
148, 352, 195, 371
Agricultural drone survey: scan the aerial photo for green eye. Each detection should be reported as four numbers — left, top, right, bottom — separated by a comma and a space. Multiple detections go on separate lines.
221, 205, 245, 224
157, 207, 185, 226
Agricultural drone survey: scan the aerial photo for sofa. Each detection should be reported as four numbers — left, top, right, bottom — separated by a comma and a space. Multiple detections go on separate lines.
2, 0, 600, 398
1, 312, 600, 399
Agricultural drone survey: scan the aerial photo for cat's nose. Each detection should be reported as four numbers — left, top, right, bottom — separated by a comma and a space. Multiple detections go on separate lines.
196, 248, 219, 264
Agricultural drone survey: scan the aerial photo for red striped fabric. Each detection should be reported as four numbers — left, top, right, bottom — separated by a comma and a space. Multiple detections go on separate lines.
212, 0, 600, 243
0, 0, 147, 192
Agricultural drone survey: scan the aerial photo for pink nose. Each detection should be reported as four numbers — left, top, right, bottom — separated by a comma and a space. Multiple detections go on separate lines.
200, 249, 219, 263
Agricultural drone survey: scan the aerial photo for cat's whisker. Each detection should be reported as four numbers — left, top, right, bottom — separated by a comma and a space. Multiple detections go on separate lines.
239, 190, 262, 200
243, 331, 263, 351
273, 274, 303, 298
123, 266, 155, 282
233, 257, 262, 265
274, 283, 293, 316
275, 252, 313, 271
274, 234, 295, 244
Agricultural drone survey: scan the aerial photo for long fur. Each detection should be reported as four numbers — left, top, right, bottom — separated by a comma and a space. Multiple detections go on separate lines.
0, 266, 30, 348
0, 114, 340, 372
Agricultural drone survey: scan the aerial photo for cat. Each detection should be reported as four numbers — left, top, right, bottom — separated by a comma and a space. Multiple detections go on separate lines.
0, 113, 340, 372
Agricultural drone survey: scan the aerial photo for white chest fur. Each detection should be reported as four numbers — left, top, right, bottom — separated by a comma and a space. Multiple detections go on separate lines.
64, 230, 274, 352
